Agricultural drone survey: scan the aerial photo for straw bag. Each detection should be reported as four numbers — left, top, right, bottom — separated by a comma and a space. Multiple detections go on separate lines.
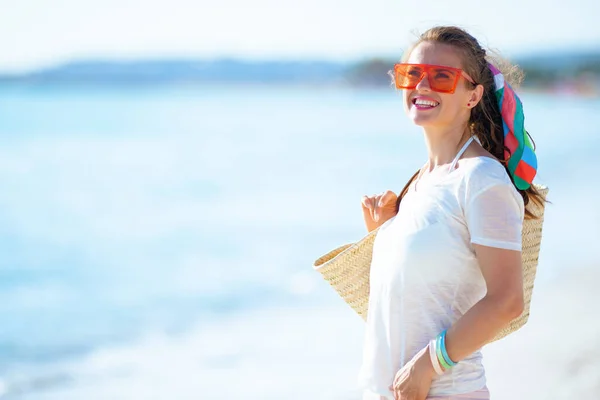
313, 184, 548, 343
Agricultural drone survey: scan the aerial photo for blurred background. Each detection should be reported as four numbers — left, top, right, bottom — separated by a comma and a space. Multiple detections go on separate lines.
1, 1, 599, 399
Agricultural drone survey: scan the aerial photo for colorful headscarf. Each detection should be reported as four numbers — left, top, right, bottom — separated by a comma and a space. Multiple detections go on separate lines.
488, 63, 537, 190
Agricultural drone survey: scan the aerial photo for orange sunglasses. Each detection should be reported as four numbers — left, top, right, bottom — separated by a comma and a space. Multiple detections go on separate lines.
393, 63, 476, 94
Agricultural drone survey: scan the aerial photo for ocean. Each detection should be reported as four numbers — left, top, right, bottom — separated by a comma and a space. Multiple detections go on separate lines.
0, 84, 598, 399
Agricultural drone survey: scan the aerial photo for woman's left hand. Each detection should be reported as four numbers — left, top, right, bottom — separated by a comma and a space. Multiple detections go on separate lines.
388, 345, 436, 400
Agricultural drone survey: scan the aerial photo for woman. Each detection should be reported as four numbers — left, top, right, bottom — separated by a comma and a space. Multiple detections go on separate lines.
358, 26, 545, 400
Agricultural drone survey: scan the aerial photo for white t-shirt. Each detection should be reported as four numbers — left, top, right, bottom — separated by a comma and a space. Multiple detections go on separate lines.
358, 155, 525, 399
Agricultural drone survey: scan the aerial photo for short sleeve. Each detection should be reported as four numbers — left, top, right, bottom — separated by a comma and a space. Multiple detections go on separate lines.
465, 182, 525, 251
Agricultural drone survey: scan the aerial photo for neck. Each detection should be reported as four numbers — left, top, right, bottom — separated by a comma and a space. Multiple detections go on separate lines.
422, 123, 471, 171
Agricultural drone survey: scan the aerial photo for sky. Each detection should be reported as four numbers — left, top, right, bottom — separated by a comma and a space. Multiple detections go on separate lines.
1, 0, 599, 72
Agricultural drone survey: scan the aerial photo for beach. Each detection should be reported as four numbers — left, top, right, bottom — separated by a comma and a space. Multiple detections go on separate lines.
3, 265, 597, 400
483, 264, 600, 399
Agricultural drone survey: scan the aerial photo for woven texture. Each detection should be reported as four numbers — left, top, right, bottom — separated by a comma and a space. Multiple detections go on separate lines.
313, 184, 549, 343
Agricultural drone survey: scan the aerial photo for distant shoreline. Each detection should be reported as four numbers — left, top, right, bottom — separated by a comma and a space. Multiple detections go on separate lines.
1, 53, 599, 97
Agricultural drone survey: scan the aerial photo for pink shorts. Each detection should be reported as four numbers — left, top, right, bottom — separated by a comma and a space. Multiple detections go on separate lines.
364, 386, 490, 400
427, 386, 490, 400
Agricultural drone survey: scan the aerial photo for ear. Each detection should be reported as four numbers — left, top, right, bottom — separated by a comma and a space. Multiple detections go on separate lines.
467, 84, 484, 108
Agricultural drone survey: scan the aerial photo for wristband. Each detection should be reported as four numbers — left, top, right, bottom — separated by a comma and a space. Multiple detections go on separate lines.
438, 330, 458, 367
428, 339, 445, 375
436, 334, 453, 370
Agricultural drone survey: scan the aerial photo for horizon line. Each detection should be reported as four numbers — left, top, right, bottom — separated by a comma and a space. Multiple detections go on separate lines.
1, 45, 600, 76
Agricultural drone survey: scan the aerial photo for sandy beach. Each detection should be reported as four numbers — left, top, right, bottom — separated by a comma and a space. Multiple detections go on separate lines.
482, 265, 600, 399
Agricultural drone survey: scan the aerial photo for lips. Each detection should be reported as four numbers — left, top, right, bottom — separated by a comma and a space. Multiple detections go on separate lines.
412, 96, 440, 110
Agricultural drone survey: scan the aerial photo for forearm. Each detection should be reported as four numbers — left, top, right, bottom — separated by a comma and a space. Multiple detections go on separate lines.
443, 294, 523, 363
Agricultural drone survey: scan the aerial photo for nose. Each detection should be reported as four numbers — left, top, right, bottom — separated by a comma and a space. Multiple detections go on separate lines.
414, 72, 431, 91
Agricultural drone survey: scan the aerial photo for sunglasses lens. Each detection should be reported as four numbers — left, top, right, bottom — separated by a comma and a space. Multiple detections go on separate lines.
428, 67, 459, 92
395, 65, 423, 88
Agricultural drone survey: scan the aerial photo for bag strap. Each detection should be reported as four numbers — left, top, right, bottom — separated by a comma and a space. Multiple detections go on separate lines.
395, 169, 420, 213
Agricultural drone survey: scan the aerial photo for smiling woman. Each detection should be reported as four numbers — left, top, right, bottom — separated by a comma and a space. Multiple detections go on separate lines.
354, 26, 548, 400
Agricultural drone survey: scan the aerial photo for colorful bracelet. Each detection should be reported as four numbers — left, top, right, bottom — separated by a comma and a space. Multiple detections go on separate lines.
435, 334, 453, 370
438, 330, 458, 367
428, 339, 445, 375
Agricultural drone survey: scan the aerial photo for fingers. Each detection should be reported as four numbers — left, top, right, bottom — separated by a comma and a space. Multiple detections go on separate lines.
390, 365, 411, 399
362, 191, 398, 232
380, 190, 398, 207
362, 195, 379, 209
362, 192, 393, 209
361, 195, 379, 222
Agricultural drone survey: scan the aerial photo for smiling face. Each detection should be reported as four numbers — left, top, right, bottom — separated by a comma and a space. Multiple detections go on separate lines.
403, 41, 478, 129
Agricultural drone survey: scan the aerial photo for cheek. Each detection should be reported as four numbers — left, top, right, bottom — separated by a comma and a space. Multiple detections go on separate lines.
446, 91, 470, 108
439, 94, 463, 113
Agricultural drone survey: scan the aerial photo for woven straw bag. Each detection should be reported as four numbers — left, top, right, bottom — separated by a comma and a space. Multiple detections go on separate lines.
313, 184, 548, 343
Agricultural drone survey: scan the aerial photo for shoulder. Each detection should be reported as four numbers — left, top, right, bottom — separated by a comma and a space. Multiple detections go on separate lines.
455, 156, 523, 210
457, 156, 513, 189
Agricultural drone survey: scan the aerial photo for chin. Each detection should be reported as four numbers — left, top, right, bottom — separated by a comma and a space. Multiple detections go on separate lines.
408, 111, 440, 127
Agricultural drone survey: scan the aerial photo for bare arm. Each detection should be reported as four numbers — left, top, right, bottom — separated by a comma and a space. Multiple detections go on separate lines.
443, 244, 524, 362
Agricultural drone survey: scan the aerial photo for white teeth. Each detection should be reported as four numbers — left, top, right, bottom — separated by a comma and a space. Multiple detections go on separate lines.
414, 99, 439, 107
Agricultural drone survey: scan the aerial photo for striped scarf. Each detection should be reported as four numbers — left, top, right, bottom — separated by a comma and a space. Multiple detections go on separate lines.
488, 63, 537, 190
